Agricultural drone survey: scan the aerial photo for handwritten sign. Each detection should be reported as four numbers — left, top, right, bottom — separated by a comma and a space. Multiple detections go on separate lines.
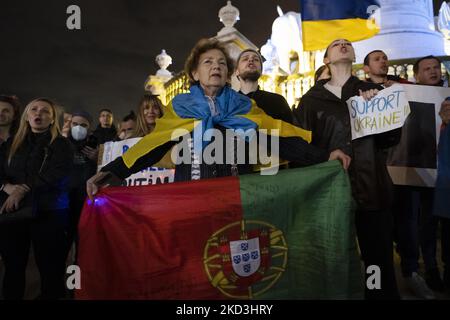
100, 138, 175, 187
347, 84, 411, 140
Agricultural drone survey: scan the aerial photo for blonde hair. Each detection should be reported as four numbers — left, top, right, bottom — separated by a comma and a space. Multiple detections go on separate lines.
133, 95, 164, 137
8, 98, 60, 164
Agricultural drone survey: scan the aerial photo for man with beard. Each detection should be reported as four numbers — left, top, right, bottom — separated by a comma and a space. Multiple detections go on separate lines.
235, 49, 293, 123
0, 95, 20, 144
363, 50, 411, 87
93, 108, 117, 144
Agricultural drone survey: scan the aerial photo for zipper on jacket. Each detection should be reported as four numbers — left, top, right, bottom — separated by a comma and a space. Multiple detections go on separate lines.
39, 147, 49, 174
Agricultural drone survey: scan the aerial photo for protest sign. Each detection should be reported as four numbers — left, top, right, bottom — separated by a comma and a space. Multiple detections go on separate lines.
346, 84, 410, 140
101, 138, 175, 186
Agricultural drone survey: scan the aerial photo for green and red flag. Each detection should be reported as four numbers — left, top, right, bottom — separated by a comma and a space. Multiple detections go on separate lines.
76, 161, 363, 300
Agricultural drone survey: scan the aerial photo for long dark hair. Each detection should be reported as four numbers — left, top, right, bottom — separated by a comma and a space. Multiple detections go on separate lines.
0, 95, 21, 136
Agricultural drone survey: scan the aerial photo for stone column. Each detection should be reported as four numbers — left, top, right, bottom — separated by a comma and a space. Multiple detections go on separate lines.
353, 0, 445, 62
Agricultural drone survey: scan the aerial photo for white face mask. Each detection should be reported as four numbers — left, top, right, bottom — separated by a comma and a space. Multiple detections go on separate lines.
71, 125, 88, 141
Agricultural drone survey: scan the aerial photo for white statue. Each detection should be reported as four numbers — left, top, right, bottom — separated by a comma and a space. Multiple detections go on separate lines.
353, 0, 446, 61
155, 49, 173, 77
438, 1, 450, 39
269, 6, 306, 74
260, 39, 279, 74
219, 1, 240, 31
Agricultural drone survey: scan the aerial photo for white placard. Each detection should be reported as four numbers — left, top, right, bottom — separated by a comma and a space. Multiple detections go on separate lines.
347, 84, 411, 140
100, 138, 175, 187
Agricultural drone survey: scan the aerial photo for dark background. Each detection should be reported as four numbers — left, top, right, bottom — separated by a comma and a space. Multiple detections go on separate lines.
0, 0, 299, 122
0, 0, 443, 125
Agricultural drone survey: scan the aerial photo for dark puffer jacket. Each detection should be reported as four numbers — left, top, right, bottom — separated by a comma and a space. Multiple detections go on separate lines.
92, 125, 117, 144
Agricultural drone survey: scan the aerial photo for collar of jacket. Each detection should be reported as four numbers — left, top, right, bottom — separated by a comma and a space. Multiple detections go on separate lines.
416, 79, 445, 87
26, 129, 52, 144
238, 85, 261, 98
95, 124, 117, 132
366, 74, 400, 84
308, 76, 381, 102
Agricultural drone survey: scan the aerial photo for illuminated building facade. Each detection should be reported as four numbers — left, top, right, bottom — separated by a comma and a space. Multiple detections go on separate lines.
145, 1, 450, 108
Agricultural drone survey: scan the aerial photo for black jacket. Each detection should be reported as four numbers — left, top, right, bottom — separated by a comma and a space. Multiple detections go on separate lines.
92, 125, 117, 144
0, 131, 73, 212
293, 76, 401, 210
240, 88, 294, 124
68, 137, 98, 191
366, 74, 412, 86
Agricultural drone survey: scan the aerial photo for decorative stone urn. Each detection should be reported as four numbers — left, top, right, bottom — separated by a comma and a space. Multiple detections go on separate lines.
218, 1, 240, 35
155, 49, 173, 77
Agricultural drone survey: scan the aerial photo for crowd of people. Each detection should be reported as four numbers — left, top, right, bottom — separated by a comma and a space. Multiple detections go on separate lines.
0, 37, 449, 300
0, 91, 165, 299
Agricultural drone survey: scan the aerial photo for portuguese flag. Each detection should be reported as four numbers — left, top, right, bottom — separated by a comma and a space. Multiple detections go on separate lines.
76, 161, 363, 300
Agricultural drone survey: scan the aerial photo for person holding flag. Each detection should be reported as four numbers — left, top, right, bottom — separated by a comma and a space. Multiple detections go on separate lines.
86, 38, 350, 196
79, 39, 361, 300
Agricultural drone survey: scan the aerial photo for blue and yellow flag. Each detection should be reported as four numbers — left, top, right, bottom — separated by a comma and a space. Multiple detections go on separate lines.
122, 85, 311, 169
301, 0, 380, 51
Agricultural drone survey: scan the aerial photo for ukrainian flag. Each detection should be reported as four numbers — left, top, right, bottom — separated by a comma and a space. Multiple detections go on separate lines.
301, 0, 380, 51
122, 85, 312, 169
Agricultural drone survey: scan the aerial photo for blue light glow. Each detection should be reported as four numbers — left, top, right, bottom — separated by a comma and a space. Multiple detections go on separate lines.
87, 197, 107, 207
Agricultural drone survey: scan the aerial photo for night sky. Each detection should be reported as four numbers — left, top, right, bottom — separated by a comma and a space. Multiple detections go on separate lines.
0, 0, 443, 123
0, 0, 299, 121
